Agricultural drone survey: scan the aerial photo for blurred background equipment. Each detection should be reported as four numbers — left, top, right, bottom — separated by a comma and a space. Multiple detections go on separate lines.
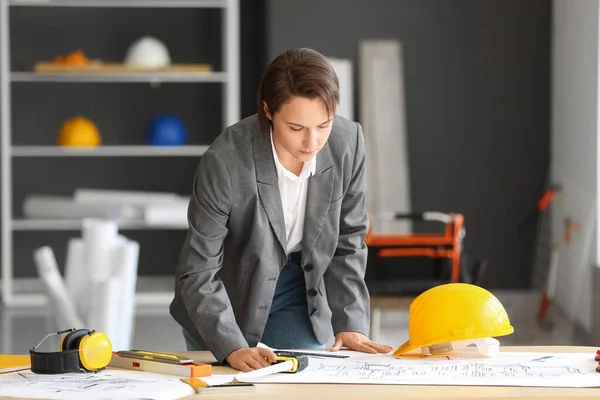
34, 44, 211, 74
22, 188, 189, 228
124, 36, 171, 68
52, 49, 91, 67
56, 115, 102, 147
146, 115, 188, 146
525, 184, 563, 323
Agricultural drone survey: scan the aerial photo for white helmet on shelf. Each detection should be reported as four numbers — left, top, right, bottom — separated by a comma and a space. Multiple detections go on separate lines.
124, 36, 171, 68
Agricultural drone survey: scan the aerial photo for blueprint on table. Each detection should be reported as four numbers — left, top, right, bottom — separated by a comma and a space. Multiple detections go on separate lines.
0, 368, 195, 400
203, 350, 600, 388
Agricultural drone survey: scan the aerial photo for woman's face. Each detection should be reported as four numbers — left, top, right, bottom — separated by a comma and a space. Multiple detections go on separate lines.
265, 96, 333, 168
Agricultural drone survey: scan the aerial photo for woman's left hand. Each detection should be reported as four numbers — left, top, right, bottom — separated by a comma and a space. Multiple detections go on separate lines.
330, 332, 393, 354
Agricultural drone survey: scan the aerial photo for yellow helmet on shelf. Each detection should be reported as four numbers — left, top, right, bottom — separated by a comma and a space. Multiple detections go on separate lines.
393, 283, 514, 357
57, 116, 102, 147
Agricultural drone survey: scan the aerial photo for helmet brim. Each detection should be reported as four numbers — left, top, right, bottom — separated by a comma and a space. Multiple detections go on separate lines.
392, 326, 515, 357
392, 340, 417, 356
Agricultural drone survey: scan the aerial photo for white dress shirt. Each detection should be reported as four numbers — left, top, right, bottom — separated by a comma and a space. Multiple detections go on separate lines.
270, 130, 317, 255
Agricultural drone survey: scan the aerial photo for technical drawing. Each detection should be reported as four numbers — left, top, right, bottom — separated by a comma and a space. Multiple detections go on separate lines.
317, 360, 584, 381
0, 369, 194, 400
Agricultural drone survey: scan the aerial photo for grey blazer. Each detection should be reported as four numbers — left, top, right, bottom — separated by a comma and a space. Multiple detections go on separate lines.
169, 113, 371, 363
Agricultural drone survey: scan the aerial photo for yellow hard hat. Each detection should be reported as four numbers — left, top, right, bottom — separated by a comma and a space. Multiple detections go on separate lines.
57, 116, 102, 147
393, 283, 514, 357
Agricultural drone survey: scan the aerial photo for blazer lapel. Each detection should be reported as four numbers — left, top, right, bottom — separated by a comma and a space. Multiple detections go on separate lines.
253, 128, 287, 254
302, 142, 335, 265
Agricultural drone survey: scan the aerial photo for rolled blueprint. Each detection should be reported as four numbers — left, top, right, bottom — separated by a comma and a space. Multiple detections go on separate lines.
34, 246, 85, 329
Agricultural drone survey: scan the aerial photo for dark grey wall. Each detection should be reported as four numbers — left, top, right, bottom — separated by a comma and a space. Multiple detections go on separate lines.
267, 0, 552, 289
2, 2, 266, 278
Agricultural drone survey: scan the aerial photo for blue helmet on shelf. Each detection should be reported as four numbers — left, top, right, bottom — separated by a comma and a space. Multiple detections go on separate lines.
146, 115, 188, 146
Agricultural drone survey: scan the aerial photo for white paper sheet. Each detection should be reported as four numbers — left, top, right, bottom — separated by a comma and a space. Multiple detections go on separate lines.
0, 369, 195, 400
205, 351, 600, 388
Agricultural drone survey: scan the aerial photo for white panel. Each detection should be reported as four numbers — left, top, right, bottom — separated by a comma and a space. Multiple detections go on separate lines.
359, 40, 411, 234
328, 57, 354, 121
551, 0, 599, 331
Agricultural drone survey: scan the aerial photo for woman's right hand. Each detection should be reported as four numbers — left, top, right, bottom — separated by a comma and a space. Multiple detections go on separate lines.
226, 347, 278, 372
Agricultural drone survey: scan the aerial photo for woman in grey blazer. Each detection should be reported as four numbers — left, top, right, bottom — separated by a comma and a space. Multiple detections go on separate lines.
170, 48, 393, 372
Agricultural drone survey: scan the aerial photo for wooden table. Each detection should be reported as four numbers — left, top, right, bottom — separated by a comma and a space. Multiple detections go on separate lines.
2, 346, 600, 399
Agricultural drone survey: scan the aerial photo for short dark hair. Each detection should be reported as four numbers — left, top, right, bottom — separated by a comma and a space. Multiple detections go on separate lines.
257, 48, 339, 136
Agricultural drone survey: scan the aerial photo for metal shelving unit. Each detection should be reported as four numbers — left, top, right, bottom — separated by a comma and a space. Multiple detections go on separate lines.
10, 0, 227, 7
12, 145, 210, 157
0, 0, 240, 307
12, 219, 188, 231
11, 71, 229, 83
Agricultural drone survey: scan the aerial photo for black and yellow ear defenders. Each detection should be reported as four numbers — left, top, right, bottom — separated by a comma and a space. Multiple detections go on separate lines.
29, 328, 113, 374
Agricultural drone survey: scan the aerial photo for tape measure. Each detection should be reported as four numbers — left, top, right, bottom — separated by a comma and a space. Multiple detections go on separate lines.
269, 354, 308, 373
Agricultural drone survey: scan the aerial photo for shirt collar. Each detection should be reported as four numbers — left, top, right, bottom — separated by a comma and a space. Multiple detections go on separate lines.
270, 128, 316, 181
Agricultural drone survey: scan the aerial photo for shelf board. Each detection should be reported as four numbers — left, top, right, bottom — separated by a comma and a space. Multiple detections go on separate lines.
11, 71, 227, 83
12, 218, 188, 231
5, 276, 175, 308
3, 292, 175, 308
12, 145, 209, 157
9, 0, 227, 8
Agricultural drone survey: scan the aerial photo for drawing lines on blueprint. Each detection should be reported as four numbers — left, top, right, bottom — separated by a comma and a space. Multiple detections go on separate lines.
233, 352, 600, 387
10, 371, 148, 393
0, 368, 197, 400
317, 360, 585, 381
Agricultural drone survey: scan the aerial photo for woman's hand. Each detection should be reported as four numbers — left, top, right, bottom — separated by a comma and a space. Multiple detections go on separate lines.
331, 332, 393, 354
226, 347, 278, 372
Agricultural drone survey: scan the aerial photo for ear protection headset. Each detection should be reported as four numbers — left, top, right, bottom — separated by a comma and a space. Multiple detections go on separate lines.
29, 328, 113, 374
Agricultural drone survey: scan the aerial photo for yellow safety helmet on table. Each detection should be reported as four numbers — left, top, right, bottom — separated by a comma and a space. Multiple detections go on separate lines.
393, 283, 514, 357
